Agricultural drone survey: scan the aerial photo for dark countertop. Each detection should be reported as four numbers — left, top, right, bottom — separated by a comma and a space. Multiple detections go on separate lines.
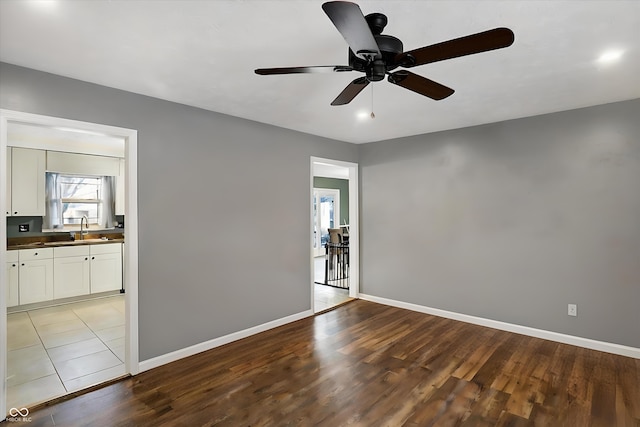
7, 233, 125, 250
8, 238, 125, 250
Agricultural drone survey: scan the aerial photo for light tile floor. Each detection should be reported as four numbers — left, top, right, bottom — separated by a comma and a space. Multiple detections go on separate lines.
6, 295, 126, 410
314, 256, 351, 312
6, 266, 346, 409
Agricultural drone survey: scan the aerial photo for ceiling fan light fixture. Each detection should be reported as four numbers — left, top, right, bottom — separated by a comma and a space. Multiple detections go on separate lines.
357, 110, 370, 120
28, 0, 58, 10
598, 49, 624, 64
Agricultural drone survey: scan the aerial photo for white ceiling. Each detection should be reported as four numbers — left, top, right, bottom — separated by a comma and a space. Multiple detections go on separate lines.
1, 1, 638, 144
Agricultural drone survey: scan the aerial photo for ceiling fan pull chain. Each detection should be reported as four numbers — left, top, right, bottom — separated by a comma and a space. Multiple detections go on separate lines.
370, 84, 375, 119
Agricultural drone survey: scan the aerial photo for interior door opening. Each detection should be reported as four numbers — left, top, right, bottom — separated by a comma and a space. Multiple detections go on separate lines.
311, 158, 358, 313
313, 188, 340, 258
0, 110, 139, 416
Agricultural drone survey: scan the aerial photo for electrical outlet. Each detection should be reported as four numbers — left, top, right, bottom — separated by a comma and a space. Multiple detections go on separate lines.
568, 304, 577, 317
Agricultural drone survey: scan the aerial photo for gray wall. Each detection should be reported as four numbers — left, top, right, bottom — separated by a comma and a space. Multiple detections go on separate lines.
3, 61, 638, 358
359, 99, 640, 348
0, 62, 358, 360
313, 177, 349, 225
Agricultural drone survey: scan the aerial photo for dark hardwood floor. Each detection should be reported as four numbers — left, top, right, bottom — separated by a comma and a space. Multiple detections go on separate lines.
9, 300, 640, 426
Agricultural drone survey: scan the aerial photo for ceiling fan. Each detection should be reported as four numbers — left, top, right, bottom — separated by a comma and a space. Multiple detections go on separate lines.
255, 1, 514, 105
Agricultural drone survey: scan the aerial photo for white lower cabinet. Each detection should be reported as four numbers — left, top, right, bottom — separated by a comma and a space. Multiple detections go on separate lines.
12, 242, 122, 306
53, 246, 91, 299
90, 244, 122, 293
6, 251, 19, 307
18, 248, 54, 305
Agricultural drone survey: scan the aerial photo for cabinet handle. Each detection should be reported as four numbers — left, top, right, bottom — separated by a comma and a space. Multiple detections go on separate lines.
92, 256, 95, 260
12, 264, 16, 267
14, 212, 17, 215
35, 252, 38, 256
85, 257, 88, 260
21, 263, 25, 266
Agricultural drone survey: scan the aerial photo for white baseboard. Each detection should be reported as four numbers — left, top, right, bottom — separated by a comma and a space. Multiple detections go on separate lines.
139, 309, 313, 372
359, 294, 640, 359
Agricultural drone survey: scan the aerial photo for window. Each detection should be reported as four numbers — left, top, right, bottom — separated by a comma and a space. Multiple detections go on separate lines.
44, 172, 116, 230
60, 175, 102, 225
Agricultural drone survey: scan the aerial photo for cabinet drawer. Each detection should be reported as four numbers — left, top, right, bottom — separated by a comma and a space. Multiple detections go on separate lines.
54, 245, 91, 258
19, 247, 54, 261
90, 243, 122, 255
7, 250, 19, 263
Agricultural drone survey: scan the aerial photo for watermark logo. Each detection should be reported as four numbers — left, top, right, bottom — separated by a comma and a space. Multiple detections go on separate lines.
6, 407, 31, 423
9, 408, 28, 417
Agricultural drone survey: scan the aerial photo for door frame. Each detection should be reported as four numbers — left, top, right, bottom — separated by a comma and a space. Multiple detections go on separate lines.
0, 110, 139, 416
310, 157, 359, 311
312, 188, 340, 257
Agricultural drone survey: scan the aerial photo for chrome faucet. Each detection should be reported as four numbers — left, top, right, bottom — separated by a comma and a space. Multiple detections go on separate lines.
80, 215, 89, 240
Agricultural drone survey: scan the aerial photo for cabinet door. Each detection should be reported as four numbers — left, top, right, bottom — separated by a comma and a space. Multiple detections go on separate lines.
19, 259, 54, 304
54, 256, 91, 299
6, 261, 19, 307
90, 253, 122, 293
5, 147, 11, 216
11, 148, 46, 216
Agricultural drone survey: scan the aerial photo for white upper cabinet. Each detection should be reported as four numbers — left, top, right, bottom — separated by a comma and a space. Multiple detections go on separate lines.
5, 147, 11, 216
47, 151, 120, 176
11, 147, 46, 216
6, 147, 125, 217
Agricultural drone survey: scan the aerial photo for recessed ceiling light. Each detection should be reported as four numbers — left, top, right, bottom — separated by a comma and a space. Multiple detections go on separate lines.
29, 0, 58, 10
598, 49, 624, 64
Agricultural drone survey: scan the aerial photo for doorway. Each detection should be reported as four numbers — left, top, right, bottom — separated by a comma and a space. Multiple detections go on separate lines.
311, 158, 358, 313
313, 188, 340, 258
0, 110, 139, 416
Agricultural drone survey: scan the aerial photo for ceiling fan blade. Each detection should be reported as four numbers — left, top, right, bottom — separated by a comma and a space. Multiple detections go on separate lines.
331, 77, 369, 105
396, 27, 515, 68
255, 66, 352, 75
322, 1, 380, 60
388, 71, 454, 100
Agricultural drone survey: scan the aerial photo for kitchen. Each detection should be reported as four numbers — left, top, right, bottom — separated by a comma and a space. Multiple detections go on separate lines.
3, 118, 131, 410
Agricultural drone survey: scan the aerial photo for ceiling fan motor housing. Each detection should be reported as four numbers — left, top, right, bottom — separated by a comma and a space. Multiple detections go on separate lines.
348, 33, 404, 81
348, 12, 403, 81
365, 13, 387, 35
